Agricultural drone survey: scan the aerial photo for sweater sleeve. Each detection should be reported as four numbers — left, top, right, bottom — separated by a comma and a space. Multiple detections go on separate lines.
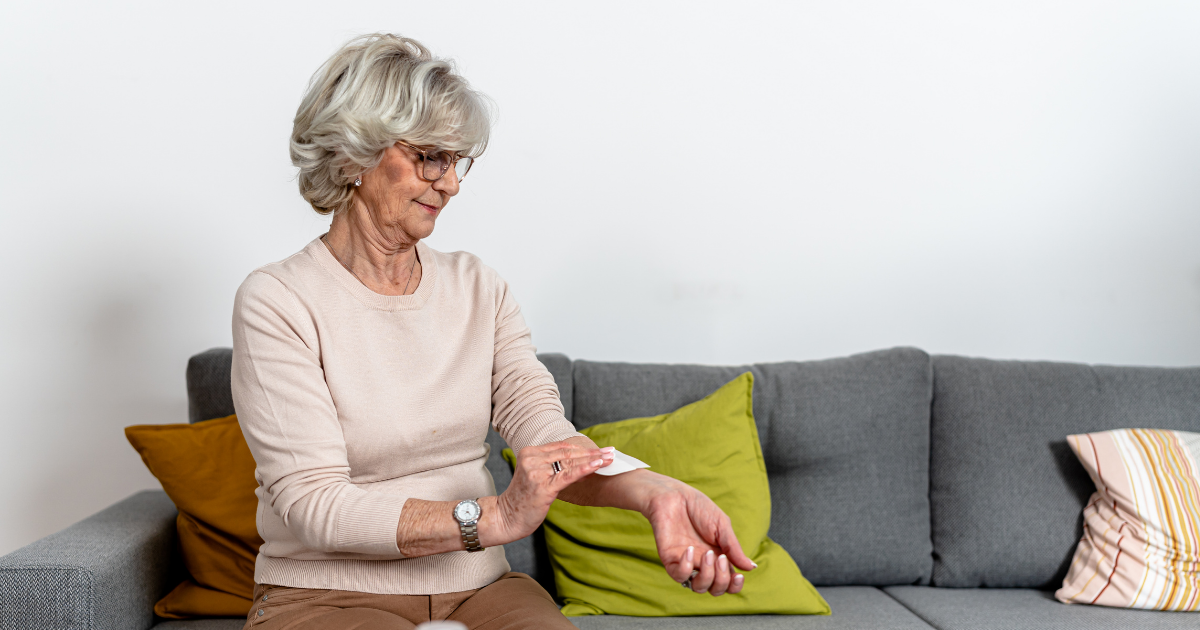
231, 271, 405, 557
489, 274, 584, 455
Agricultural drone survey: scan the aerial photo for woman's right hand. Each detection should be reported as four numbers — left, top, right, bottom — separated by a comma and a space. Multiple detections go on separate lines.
491, 440, 614, 544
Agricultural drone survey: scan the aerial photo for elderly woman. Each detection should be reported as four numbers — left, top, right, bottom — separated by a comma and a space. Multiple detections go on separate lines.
231, 34, 754, 630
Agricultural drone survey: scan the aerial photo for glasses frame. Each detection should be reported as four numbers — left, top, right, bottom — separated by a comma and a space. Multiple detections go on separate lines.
395, 140, 473, 182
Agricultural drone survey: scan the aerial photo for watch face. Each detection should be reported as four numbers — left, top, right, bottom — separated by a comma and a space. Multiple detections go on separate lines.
455, 500, 480, 523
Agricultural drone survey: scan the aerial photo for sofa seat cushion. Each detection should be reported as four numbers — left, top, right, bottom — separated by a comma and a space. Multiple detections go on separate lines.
884, 586, 1198, 630
570, 587, 933, 629
572, 348, 934, 586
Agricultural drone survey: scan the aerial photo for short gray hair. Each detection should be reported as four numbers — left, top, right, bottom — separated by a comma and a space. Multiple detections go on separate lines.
290, 34, 493, 215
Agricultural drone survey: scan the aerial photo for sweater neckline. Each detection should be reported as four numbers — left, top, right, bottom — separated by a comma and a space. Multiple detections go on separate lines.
307, 236, 438, 311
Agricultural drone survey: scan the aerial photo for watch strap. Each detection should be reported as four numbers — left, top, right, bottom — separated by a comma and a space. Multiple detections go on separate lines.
460, 521, 483, 552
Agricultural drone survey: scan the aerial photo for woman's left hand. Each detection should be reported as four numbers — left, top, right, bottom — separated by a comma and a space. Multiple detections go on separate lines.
642, 479, 756, 596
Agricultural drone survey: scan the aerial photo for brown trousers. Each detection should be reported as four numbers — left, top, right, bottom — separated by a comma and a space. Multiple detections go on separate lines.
242, 572, 576, 630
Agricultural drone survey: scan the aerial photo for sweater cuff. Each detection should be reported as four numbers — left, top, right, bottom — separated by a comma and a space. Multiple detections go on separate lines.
507, 409, 584, 456
334, 488, 406, 556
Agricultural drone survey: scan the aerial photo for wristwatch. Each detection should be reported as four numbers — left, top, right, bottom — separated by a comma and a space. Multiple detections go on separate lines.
453, 499, 484, 552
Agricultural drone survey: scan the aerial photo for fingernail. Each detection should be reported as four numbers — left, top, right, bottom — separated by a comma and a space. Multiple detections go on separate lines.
687, 546, 694, 563
590, 459, 604, 467
751, 561, 758, 569
705, 550, 714, 566
735, 574, 744, 584
718, 554, 728, 571
601, 446, 616, 453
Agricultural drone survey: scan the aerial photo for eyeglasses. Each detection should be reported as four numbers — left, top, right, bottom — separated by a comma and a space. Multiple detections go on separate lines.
395, 140, 474, 182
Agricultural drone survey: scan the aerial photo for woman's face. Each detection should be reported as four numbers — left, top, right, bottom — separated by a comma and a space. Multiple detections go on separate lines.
354, 142, 461, 245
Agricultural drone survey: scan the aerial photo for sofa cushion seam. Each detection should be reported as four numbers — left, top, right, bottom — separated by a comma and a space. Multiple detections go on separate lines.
881, 588, 944, 630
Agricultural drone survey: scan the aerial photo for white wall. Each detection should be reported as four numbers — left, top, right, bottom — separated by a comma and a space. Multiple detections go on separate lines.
2, 0, 1198, 556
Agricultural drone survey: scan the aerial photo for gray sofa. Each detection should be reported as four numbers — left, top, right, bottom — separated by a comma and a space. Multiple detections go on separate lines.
4, 347, 1199, 629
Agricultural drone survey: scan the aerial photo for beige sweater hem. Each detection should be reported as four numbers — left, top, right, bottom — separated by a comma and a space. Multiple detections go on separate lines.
255, 547, 511, 595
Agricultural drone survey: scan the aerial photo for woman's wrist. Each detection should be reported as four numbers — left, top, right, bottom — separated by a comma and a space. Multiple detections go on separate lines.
637, 471, 691, 514
476, 494, 514, 548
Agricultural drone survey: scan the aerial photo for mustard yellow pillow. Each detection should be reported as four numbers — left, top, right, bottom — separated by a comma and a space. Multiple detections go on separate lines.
125, 415, 260, 618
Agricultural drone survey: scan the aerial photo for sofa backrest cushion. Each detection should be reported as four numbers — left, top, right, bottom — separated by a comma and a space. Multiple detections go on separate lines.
187, 348, 237, 423
571, 347, 934, 586
929, 356, 1200, 589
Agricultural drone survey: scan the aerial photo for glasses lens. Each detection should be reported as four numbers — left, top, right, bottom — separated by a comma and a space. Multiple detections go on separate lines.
423, 152, 452, 181
455, 156, 473, 180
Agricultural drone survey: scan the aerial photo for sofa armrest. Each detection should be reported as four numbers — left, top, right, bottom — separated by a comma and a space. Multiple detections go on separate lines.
0, 490, 179, 630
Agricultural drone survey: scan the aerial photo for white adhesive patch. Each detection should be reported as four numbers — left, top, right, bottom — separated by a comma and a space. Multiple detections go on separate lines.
594, 449, 651, 476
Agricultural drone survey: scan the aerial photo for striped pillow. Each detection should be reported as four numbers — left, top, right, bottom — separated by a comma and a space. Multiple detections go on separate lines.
1056, 429, 1200, 610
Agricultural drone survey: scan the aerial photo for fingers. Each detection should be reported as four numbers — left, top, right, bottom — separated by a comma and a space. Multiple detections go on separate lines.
672, 545, 695, 583
673, 546, 743, 597
511, 442, 615, 500
727, 571, 745, 594
709, 554, 732, 596
517, 443, 612, 483
536, 443, 613, 471
691, 549, 716, 593
548, 448, 613, 487
551, 458, 601, 486
716, 520, 756, 572
695, 551, 743, 597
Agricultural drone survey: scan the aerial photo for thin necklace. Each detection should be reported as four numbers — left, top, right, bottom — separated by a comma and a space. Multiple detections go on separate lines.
322, 235, 419, 296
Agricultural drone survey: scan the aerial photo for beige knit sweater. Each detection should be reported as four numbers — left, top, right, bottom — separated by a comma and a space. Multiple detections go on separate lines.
231, 237, 582, 595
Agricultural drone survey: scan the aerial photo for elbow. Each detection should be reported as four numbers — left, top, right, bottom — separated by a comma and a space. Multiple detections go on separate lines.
268, 481, 351, 553
275, 504, 343, 554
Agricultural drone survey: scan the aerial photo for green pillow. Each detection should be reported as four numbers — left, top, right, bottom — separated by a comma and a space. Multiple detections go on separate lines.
502, 372, 829, 617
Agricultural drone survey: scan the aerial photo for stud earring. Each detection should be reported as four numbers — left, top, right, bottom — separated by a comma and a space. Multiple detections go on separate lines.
354, 177, 362, 187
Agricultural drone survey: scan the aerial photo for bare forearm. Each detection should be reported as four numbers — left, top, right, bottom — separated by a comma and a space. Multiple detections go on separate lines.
556, 436, 679, 513
395, 495, 508, 557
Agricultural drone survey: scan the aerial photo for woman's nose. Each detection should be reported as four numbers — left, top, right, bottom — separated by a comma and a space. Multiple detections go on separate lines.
434, 166, 460, 196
